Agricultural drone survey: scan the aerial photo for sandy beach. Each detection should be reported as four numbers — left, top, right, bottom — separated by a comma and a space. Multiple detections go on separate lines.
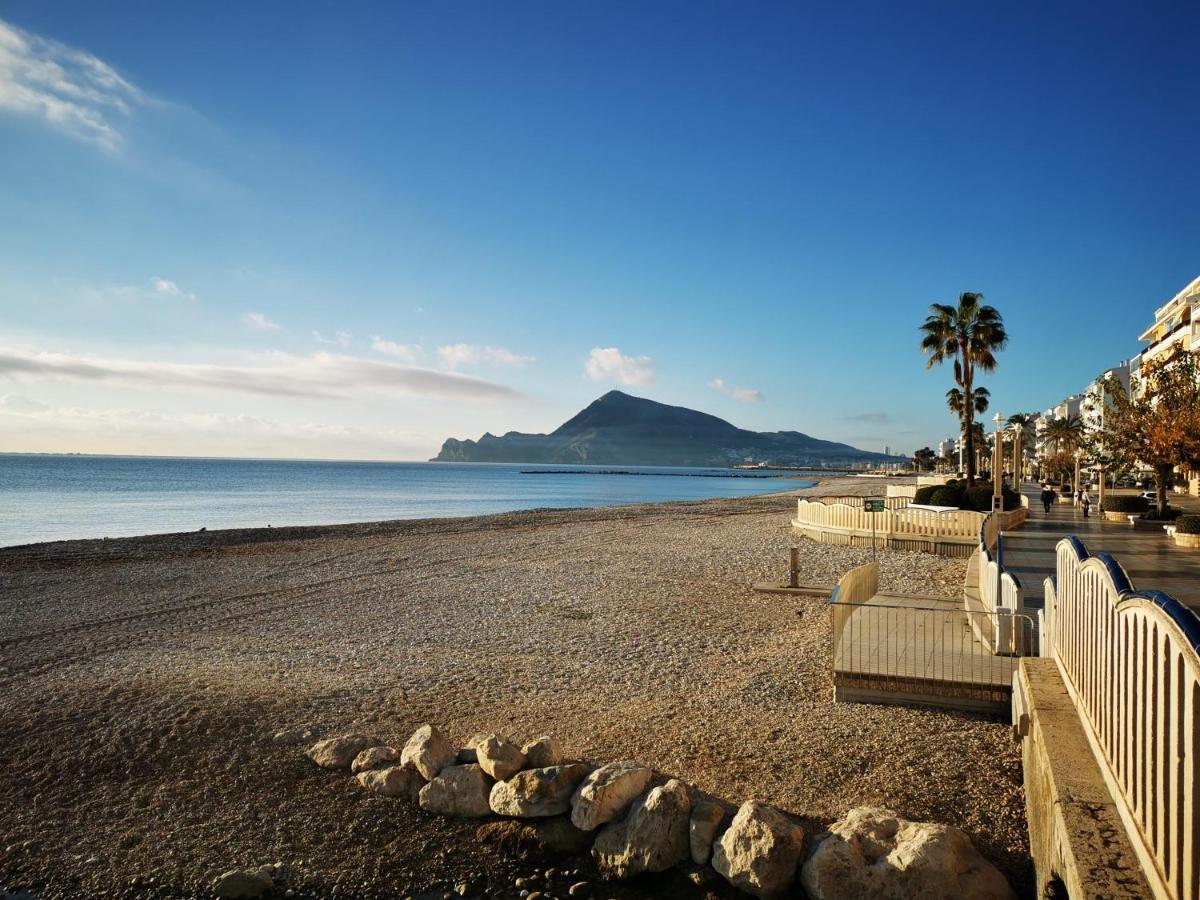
0, 478, 1029, 899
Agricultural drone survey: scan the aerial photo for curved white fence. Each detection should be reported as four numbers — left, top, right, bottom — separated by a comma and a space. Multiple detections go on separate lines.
793, 496, 1026, 557
1048, 536, 1200, 900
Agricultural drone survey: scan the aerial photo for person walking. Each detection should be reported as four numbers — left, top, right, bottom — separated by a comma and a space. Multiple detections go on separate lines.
1079, 486, 1092, 518
1041, 484, 1054, 514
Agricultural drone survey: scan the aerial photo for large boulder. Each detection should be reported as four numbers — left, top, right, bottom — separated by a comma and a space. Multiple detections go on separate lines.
490, 764, 592, 817
356, 763, 425, 801
213, 867, 274, 898
351, 745, 399, 774
418, 763, 494, 817
305, 733, 375, 770
690, 799, 728, 865
712, 801, 805, 899
570, 761, 652, 831
476, 735, 527, 781
521, 735, 564, 768
800, 807, 1016, 900
592, 779, 692, 878
400, 724, 457, 780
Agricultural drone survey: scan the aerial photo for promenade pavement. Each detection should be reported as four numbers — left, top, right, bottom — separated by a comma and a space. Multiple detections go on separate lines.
1002, 485, 1200, 612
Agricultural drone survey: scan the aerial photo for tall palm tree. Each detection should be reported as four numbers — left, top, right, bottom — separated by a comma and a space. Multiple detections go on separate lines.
945, 387, 989, 475
920, 293, 1008, 486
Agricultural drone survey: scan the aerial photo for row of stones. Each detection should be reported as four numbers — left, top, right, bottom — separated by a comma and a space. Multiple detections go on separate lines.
307, 726, 1016, 900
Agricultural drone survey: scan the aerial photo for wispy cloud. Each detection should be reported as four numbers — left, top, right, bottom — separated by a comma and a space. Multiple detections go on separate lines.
585, 347, 655, 386
243, 311, 282, 331
313, 329, 352, 348
437, 343, 535, 369
151, 277, 194, 300
0, 396, 432, 458
0, 18, 145, 151
370, 336, 424, 364
0, 345, 522, 402
707, 378, 763, 404
845, 411, 890, 422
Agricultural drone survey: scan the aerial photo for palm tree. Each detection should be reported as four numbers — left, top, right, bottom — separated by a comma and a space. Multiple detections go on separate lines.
1006, 413, 1036, 483
1044, 415, 1085, 454
920, 293, 1008, 486
945, 386, 990, 476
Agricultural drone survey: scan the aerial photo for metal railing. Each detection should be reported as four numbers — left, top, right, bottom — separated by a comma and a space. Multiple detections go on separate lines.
831, 599, 1035, 696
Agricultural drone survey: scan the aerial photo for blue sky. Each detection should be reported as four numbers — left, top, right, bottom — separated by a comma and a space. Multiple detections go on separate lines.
0, 1, 1196, 459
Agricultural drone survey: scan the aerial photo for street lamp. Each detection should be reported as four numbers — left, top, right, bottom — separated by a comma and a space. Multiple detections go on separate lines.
993, 412, 1004, 508
1012, 422, 1023, 488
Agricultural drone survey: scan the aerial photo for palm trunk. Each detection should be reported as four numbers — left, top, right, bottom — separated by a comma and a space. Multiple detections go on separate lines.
963, 377, 975, 487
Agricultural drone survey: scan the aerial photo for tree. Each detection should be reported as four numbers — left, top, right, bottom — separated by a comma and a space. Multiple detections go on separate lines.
920, 293, 1008, 486
1101, 347, 1200, 516
1043, 415, 1085, 454
913, 447, 937, 472
1006, 413, 1036, 483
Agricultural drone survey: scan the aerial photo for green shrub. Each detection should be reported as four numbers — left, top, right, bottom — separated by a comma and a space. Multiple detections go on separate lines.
1102, 495, 1149, 514
1174, 514, 1200, 534
929, 485, 964, 507
963, 484, 996, 511
913, 485, 939, 505
1002, 488, 1022, 511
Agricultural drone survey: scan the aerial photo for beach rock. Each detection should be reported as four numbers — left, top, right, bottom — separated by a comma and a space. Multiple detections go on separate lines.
213, 867, 274, 898
570, 760, 652, 831
800, 807, 1016, 900
476, 735, 526, 781
271, 725, 314, 745
521, 735, 564, 768
401, 724, 457, 780
690, 800, 728, 864
305, 733, 374, 770
490, 764, 592, 817
476, 817, 592, 859
592, 778, 692, 878
418, 764, 494, 817
351, 745, 400, 774
712, 801, 805, 899
458, 733, 490, 764
356, 763, 425, 801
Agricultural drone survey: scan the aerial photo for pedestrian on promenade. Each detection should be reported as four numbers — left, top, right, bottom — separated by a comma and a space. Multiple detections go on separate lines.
1041, 484, 1054, 514
1079, 487, 1092, 518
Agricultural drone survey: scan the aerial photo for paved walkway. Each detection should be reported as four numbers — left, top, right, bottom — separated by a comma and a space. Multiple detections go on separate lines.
1002, 486, 1200, 612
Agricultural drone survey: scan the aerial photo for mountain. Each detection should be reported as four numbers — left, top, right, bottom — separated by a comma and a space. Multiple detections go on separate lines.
432, 390, 898, 467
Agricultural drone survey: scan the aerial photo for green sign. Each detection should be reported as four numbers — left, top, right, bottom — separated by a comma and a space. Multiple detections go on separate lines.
864, 498, 885, 513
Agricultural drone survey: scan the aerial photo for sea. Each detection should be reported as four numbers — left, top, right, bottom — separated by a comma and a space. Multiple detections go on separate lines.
0, 454, 822, 548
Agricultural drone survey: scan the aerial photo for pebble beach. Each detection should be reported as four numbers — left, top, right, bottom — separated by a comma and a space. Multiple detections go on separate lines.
0, 478, 1029, 898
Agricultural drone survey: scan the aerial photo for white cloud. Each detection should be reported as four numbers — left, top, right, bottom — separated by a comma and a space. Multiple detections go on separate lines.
0, 345, 522, 402
151, 277, 195, 300
0, 18, 145, 151
585, 347, 655, 386
437, 343, 535, 369
0, 399, 432, 459
708, 378, 763, 403
313, 329, 352, 348
371, 336, 424, 364
243, 311, 282, 331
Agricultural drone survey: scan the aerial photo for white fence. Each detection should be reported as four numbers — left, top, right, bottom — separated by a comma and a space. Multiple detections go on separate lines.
794, 496, 1027, 557
1046, 536, 1200, 900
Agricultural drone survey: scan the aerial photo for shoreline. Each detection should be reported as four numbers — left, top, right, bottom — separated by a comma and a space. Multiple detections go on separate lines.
0, 475, 880, 557
0, 476, 1028, 898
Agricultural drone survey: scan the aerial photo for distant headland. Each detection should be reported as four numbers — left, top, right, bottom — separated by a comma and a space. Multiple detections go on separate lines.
432, 390, 900, 467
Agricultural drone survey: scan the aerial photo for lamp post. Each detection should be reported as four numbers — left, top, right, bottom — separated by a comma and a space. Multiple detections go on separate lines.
1012, 422, 1023, 489
993, 412, 1004, 509
1073, 449, 1082, 506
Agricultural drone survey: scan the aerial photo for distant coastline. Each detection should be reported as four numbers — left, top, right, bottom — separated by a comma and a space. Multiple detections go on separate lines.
520, 469, 813, 479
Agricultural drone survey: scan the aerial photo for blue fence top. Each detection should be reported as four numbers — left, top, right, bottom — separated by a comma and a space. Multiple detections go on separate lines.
827, 584, 840, 605
1065, 533, 1200, 656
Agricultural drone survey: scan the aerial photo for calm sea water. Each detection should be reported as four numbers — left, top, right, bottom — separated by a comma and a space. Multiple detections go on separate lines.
0, 455, 819, 547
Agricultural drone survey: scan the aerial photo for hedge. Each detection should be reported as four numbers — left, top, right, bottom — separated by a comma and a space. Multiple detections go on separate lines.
1176, 515, 1200, 535
1102, 495, 1149, 514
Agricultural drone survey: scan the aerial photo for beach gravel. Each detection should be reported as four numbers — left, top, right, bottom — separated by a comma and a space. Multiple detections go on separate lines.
0, 480, 1029, 898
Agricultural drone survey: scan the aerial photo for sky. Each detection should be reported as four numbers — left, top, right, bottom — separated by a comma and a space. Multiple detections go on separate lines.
0, 1, 1196, 460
